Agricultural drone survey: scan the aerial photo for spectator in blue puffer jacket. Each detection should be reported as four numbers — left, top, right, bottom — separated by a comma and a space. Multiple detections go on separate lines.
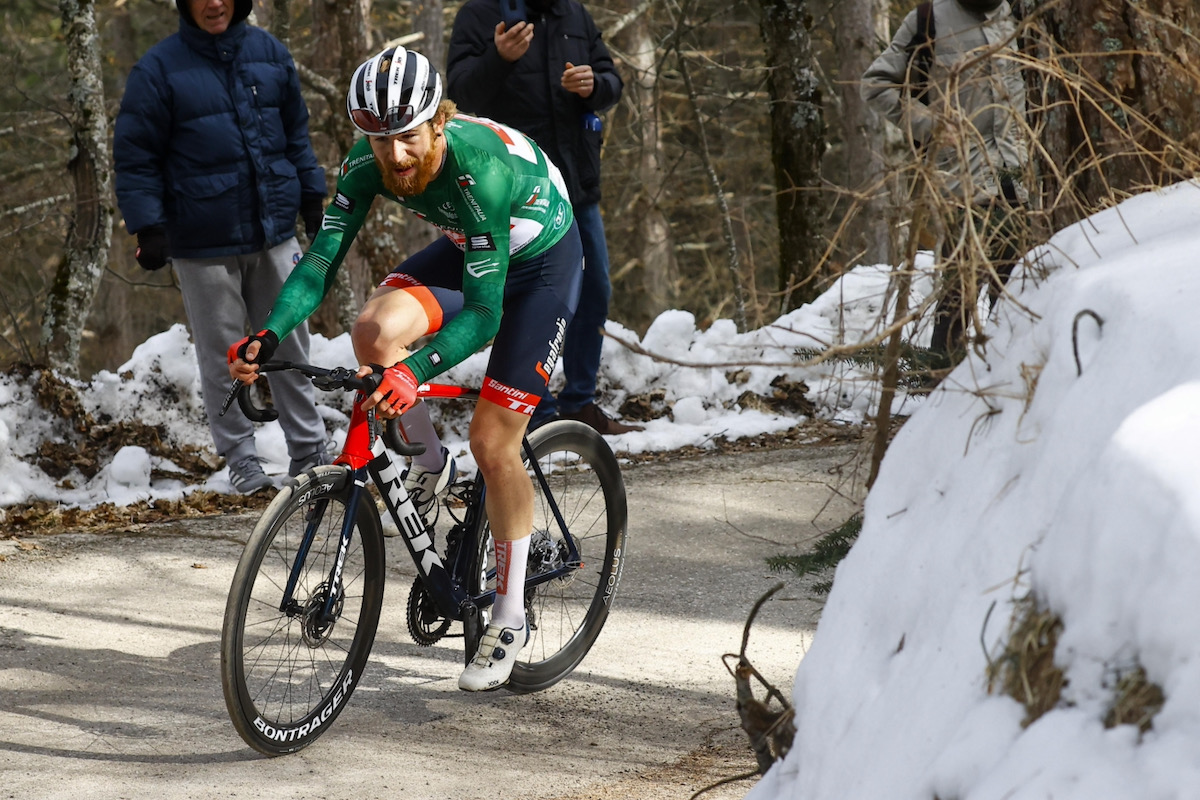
114, 0, 329, 494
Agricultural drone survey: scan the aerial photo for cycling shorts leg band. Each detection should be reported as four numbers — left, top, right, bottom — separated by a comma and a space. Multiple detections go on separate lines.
379, 272, 446, 336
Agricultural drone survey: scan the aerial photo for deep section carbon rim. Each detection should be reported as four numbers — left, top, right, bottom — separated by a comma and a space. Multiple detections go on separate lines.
221, 466, 384, 755
469, 419, 628, 693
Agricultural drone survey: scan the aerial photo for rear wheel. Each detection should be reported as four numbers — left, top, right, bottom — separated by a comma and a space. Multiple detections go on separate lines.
221, 466, 385, 755
467, 419, 628, 692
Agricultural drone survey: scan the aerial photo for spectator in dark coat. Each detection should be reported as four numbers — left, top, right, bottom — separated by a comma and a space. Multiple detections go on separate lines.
448, 0, 640, 435
114, 0, 328, 493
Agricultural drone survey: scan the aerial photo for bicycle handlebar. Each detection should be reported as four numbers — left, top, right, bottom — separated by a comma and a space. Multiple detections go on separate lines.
219, 361, 423, 457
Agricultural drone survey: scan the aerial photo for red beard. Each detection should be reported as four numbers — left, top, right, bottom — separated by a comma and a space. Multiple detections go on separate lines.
380, 143, 441, 197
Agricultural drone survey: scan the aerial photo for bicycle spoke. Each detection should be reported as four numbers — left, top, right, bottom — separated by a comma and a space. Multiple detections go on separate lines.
222, 467, 385, 754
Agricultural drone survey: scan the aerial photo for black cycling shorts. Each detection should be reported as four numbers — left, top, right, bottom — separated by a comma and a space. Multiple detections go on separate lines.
380, 221, 583, 414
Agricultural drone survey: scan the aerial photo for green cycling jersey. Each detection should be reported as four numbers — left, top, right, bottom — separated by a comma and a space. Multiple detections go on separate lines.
265, 114, 574, 383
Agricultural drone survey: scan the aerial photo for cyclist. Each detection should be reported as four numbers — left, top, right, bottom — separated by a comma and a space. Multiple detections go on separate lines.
227, 46, 582, 692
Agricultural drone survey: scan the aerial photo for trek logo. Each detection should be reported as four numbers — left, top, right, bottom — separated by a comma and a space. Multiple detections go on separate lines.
466, 257, 501, 278
253, 670, 354, 743
466, 233, 496, 251
332, 192, 356, 214
370, 454, 444, 576
535, 315, 568, 383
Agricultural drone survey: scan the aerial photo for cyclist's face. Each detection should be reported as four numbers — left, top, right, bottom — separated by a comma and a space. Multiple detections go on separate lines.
370, 122, 445, 197
189, 0, 234, 34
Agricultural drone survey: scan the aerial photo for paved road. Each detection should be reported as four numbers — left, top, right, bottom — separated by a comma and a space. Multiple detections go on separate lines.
0, 443, 864, 800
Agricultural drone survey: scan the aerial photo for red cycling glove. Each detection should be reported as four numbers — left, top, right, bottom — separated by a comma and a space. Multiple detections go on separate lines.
377, 362, 420, 413
228, 329, 279, 365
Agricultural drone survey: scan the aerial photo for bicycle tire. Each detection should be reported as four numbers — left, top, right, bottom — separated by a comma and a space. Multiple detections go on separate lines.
221, 465, 385, 755
467, 419, 628, 693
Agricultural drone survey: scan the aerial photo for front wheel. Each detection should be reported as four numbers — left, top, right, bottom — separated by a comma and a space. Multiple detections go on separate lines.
468, 419, 628, 693
221, 466, 385, 755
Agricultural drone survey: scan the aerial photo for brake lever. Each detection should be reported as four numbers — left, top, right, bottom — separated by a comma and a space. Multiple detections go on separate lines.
219, 379, 242, 417
313, 366, 358, 392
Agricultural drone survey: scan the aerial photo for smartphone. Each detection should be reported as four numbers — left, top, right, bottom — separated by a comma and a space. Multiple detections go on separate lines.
501, 0, 526, 28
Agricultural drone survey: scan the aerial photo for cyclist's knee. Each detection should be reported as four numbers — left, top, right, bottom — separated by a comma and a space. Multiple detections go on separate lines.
469, 409, 525, 475
352, 290, 429, 364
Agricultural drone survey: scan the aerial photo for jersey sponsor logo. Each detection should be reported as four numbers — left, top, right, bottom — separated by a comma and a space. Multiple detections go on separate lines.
439, 201, 459, 220
466, 257, 501, 278
466, 233, 496, 251
292, 251, 302, 264
321, 216, 348, 233
428, 352, 442, 367
523, 186, 550, 213
341, 152, 374, 178
333, 192, 356, 214
535, 315, 568, 383
552, 202, 567, 230
456, 174, 487, 222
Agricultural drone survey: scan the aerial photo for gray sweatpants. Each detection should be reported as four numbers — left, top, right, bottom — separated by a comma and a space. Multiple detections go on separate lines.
174, 239, 326, 466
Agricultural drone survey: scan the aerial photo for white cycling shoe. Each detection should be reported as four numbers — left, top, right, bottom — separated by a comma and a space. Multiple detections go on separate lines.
403, 446, 456, 523
458, 620, 529, 692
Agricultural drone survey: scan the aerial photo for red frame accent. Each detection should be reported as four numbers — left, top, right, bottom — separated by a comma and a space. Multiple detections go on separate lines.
332, 383, 480, 469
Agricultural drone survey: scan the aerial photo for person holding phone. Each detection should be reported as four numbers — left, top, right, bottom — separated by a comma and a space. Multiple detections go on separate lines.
448, 0, 639, 436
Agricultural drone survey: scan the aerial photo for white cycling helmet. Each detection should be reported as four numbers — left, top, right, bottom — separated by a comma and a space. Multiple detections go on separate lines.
346, 47, 443, 136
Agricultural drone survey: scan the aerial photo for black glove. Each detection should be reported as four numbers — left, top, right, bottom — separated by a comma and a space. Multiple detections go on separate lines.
228, 329, 280, 366
301, 195, 325, 243
134, 225, 169, 271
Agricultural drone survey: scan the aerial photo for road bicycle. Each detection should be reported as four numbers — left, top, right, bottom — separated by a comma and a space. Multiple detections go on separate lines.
217, 361, 628, 756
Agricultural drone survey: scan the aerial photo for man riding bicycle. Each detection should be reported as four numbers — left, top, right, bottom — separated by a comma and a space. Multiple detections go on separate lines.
228, 46, 582, 691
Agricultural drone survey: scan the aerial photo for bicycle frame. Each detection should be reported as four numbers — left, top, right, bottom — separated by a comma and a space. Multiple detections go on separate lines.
278, 381, 583, 628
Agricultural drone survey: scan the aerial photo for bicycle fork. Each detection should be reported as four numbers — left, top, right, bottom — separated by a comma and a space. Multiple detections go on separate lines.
279, 469, 371, 627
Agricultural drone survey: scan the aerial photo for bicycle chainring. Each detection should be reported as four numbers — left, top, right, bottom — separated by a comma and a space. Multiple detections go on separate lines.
406, 577, 451, 646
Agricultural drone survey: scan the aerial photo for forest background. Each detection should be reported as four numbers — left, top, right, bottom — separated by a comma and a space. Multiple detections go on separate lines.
2, 0, 1198, 397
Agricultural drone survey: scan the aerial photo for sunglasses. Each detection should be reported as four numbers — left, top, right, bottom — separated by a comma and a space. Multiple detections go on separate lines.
350, 104, 417, 135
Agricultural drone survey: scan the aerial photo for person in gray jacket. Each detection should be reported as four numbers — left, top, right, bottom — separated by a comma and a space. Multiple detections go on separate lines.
861, 0, 1031, 363
114, 0, 328, 493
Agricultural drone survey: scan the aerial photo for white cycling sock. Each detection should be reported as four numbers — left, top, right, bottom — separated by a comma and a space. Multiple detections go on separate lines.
399, 401, 445, 472
490, 535, 531, 631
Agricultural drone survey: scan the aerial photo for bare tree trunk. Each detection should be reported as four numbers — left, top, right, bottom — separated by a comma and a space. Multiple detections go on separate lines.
307, 0, 374, 335
42, 0, 112, 377
1032, 0, 1200, 230
248, 0, 296, 42
831, 0, 889, 268
676, 49, 748, 332
758, 0, 826, 313
616, 17, 677, 327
